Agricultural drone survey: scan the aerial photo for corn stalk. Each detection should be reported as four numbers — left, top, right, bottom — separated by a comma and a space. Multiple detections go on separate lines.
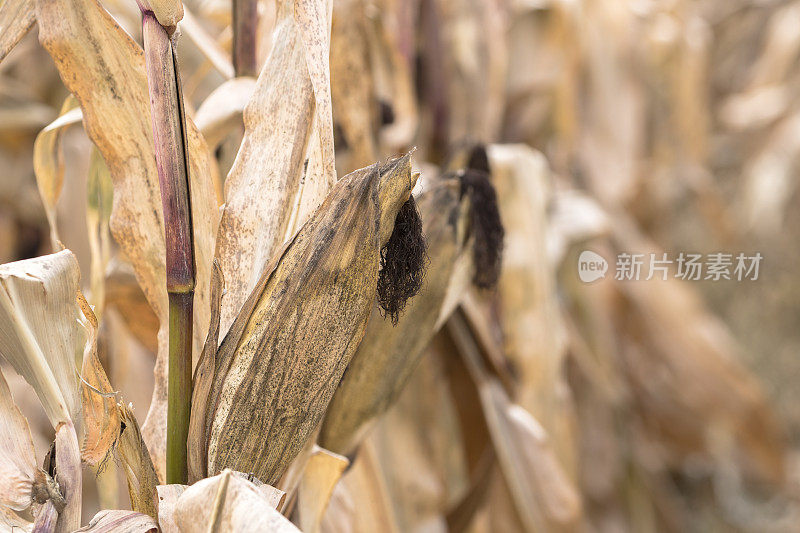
140, 8, 195, 484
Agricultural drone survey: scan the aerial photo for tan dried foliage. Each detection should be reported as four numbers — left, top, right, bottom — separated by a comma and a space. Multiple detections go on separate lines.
35, 0, 220, 480
215, 0, 336, 339
192, 154, 417, 484
173, 470, 298, 533
320, 171, 469, 455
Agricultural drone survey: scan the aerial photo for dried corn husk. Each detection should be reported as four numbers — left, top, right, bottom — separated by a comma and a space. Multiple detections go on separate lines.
173, 470, 298, 533
320, 149, 503, 456
190, 153, 420, 484
0, 368, 37, 512
320, 172, 466, 455
75, 510, 158, 533
0, 0, 35, 63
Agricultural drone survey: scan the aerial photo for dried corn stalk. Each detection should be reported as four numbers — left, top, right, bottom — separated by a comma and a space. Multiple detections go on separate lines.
190, 153, 422, 484
35, 0, 220, 479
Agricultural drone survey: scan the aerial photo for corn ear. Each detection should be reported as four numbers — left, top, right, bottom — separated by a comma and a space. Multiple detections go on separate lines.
190, 152, 420, 484
320, 159, 503, 456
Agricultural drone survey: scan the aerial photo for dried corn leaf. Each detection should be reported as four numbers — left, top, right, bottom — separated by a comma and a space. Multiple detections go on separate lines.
192, 154, 418, 484
330, 0, 377, 171
0, 368, 37, 512
488, 144, 576, 471
320, 172, 468, 455
173, 470, 299, 533
76, 293, 119, 466
0, 0, 35, 63
0, 250, 85, 428
320, 439, 400, 533
36, 0, 220, 479
75, 510, 158, 533
85, 147, 113, 315
447, 312, 582, 532
32, 99, 82, 250
294, 445, 349, 533
215, 0, 336, 338
155, 484, 185, 533
194, 77, 256, 148
116, 405, 159, 521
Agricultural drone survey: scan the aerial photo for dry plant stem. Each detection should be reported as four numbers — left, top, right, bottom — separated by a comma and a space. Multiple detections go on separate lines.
232, 0, 259, 77
141, 10, 196, 484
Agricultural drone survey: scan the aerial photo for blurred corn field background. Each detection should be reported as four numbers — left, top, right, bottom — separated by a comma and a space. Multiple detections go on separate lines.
1, 0, 800, 531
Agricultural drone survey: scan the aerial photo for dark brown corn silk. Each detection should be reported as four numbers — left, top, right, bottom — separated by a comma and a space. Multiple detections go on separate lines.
319, 161, 504, 456
377, 196, 427, 324
188, 153, 420, 484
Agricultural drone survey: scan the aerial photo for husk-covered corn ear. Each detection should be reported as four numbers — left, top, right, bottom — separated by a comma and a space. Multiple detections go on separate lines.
189, 152, 423, 484
319, 149, 503, 456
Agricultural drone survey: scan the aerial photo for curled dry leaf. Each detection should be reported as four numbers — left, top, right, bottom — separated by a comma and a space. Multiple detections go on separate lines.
32, 98, 82, 249
191, 154, 419, 484
0, 369, 37, 512
36, 0, 220, 480
294, 446, 349, 533
0, 250, 85, 428
75, 510, 158, 533
0, 0, 35, 63
173, 470, 298, 533
116, 405, 160, 521
215, 0, 336, 338
447, 311, 583, 532
194, 77, 256, 148
76, 292, 120, 466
